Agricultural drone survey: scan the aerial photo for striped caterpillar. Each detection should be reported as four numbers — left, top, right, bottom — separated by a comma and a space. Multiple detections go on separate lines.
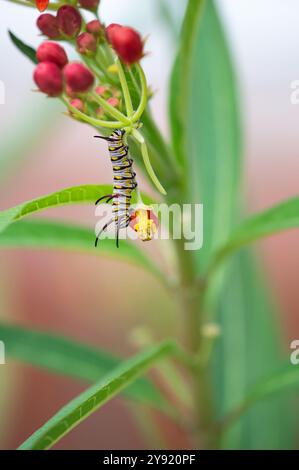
94, 129, 138, 248
95, 129, 158, 247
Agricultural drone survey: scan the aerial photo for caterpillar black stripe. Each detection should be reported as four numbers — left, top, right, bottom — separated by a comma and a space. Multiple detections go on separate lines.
94, 129, 137, 248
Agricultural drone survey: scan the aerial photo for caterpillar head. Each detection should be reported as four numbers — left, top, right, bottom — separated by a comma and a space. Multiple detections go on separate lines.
130, 208, 158, 242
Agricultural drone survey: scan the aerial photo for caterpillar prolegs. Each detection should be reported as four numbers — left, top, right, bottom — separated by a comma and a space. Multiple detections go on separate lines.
95, 130, 157, 248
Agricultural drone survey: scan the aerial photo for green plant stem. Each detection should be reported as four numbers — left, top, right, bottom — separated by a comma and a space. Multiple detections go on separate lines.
96, 47, 110, 69
129, 67, 141, 92
132, 64, 148, 122
128, 403, 168, 449
94, 57, 115, 84
131, 128, 167, 196
90, 92, 131, 124
172, 221, 215, 449
127, 66, 180, 185
116, 59, 134, 118
103, 43, 116, 68
80, 55, 106, 84
61, 96, 125, 129
142, 111, 180, 184
94, 51, 119, 86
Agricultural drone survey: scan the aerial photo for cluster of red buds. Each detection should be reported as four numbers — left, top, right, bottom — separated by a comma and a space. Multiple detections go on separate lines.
34, 42, 94, 97
30, 2, 166, 197
34, 3, 145, 111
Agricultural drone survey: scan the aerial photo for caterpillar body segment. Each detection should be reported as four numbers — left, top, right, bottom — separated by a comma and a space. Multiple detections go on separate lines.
95, 130, 137, 247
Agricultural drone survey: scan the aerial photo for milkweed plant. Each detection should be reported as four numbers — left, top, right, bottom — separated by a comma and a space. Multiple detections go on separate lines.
2, 0, 299, 450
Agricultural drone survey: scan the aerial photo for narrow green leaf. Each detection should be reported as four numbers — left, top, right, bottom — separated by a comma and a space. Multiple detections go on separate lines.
18, 340, 176, 450
0, 185, 111, 233
0, 219, 163, 279
213, 251, 293, 449
8, 31, 37, 64
210, 197, 299, 275
169, 0, 206, 165
221, 361, 299, 434
0, 184, 154, 234
248, 364, 299, 405
189, 0, 242, 272
0, 323, 168, 411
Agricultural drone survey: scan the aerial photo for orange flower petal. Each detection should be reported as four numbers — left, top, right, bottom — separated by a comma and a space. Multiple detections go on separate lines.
36, 0, 49, 12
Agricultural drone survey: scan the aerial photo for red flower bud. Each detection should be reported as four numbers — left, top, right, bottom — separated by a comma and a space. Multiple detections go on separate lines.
36, 0, 49, 13
86, 19, 102, 36
106, 23, 122, 44
34, 62, 63, 97
63, 62, 94, 93
78, 0, 99, 10
69, 98, 85, 112
57, 5, 82, 38
106, 25, 143, 65
66, 85, 77, 98
76, 32, 97, 55
36, 42, 68, 69
107, 97, 119, 108
37, 14, 60, 39
95, 85, 108, 96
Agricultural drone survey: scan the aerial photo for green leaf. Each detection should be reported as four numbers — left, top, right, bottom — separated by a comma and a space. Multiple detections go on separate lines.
185, 0, 294, 449
169, 0, 206, 166
221, 361, 299, 435
0, 184, 154, 234
213, 251, 293, 449
0, 323, 168, 411
18, 340, 176, 450
8, 30, 37, 64
247, 364, 299, 405
189, 0, 242, 272
210, 197, 299, 275
0, 219, 163, 280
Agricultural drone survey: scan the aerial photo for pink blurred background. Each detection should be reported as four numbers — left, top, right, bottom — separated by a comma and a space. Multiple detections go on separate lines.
0, 0, 299, 449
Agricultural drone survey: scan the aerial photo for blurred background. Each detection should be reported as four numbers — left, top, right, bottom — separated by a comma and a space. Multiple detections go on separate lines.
0, 0, 299, 449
